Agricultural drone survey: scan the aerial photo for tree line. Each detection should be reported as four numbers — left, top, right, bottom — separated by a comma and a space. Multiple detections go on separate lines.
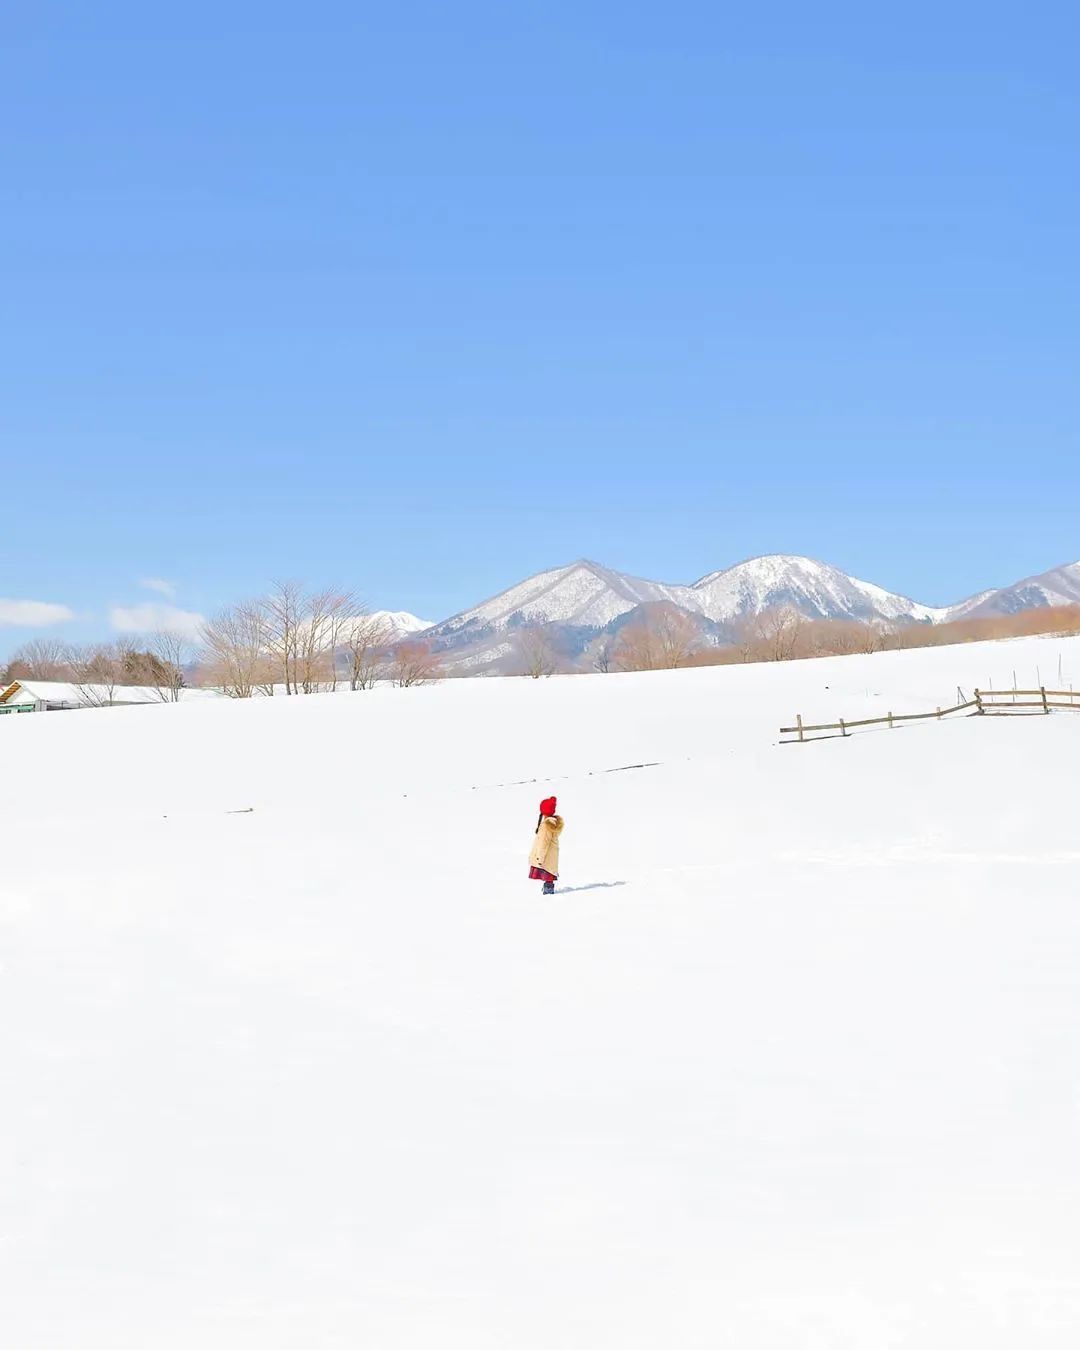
198, 584, 439, 696
1, 633, 189, 704
511, 600, 1080, 677
693, 602, 1080, 667
0, 582, 443, 699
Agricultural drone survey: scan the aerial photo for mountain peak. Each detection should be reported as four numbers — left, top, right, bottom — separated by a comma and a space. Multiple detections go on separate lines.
369, 610, 433, 635
428, 559, 699, 637
694, 553, 829, 588
691, 553, 936, 623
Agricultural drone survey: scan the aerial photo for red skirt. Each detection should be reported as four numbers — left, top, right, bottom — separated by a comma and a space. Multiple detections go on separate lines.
529, 866, 557, 883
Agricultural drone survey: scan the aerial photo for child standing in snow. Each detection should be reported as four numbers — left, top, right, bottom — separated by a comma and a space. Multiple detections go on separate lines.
529, 796, 564, 896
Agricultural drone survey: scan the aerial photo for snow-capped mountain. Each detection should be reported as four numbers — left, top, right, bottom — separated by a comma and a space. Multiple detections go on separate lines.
369, 610, 434, 635
420, 553, 1080, 675
428, 554, 943, 641
946, 561, 1080, 620
690, 554, 943, 624
426, 560, 698, 639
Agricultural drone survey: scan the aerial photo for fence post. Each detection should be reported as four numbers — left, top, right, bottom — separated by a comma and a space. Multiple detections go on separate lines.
1041, 686, 1049, 714
839, 717, 847, 737
936, 706, 942, 720
796, 713, 804, 743
888, 710, 894, 729
974, 688, 983, 714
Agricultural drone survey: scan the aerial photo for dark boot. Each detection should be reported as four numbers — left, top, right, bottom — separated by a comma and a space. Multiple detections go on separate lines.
542, 880, 555, 896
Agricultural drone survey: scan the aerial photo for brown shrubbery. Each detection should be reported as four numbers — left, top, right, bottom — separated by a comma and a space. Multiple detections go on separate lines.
612, 604, 702, 672
580, 600, 1080, 676
685, 603, 1080, 668
513, 624, 561, 679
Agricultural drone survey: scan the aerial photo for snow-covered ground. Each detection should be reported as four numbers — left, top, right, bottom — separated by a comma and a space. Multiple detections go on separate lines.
3, 634, 1080, 1348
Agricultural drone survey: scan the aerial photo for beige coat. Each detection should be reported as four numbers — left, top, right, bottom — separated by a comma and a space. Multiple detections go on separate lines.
529, 815, 564, 876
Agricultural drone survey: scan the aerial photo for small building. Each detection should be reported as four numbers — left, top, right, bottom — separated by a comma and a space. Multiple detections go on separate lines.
0, 683, 40, 713
0, 680, 221, 713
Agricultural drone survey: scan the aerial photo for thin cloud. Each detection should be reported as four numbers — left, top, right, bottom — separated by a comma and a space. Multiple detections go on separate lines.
0, 599, 75, 628
110, 603, 205, 641
139, 577, 176, 597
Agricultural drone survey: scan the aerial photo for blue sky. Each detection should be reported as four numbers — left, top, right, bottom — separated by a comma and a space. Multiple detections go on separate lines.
2, 2, 1078, 652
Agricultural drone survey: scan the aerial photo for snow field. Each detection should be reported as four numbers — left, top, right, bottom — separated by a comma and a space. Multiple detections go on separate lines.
2, 633, 1080, 1347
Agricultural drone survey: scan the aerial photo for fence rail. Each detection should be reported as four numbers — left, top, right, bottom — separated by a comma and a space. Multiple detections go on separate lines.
781, 687, 1080, 744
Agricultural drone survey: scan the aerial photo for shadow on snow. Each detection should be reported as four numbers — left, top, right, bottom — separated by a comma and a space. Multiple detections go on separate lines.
553, 881, 628, 894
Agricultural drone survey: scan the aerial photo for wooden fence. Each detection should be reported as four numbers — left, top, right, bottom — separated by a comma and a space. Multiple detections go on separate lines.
781, 687, 1080, 744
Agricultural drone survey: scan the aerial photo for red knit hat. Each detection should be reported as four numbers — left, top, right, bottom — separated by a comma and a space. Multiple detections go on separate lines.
539, 796, 557, 818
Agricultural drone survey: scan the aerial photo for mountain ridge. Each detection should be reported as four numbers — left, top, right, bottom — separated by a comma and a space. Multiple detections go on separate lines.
415, 554, 1080, 672
425, 553, 949, 639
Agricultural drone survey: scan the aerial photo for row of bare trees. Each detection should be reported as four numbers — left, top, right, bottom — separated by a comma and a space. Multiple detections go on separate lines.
200, 586, 362, 696
511, 605, 703, 678
721, 609, 883, 664
607, 605, 702, 672
509, 599, 1080, 679
199, 583, 442, 698
687, 603, 1080, 668
1, 634, 190, 704
2, 581, 445, 701
593, 605, 883, 671
882, 604, 1080, 649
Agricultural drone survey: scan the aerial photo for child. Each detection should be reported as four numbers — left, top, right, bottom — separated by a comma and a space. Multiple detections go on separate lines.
529, 796, 564, 896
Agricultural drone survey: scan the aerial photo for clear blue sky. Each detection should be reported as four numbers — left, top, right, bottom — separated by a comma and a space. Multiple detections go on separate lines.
2, 2, 1078, 651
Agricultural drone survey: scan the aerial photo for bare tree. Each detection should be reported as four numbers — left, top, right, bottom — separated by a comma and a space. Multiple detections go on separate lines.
297, 588, 357, 693
613, 620, 658, 672
199, 602, 269, 698
263, 582, 360, 693
320, 591, 358, 692
651, 606, 701, 669
884, 621, 912, 653
613, 604, 701, 672
514, 624, 560, 679
390, 639, 442, 688
149, 630, 190, 701
592, 637, 615, 674
264, 580, 303, 694
764, 607, 805, 661
3, 638, 76, 682
113, 635, 140, 680
733, 606, 806, 662
69, 643, 121, 707
341, 613, 393, 690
